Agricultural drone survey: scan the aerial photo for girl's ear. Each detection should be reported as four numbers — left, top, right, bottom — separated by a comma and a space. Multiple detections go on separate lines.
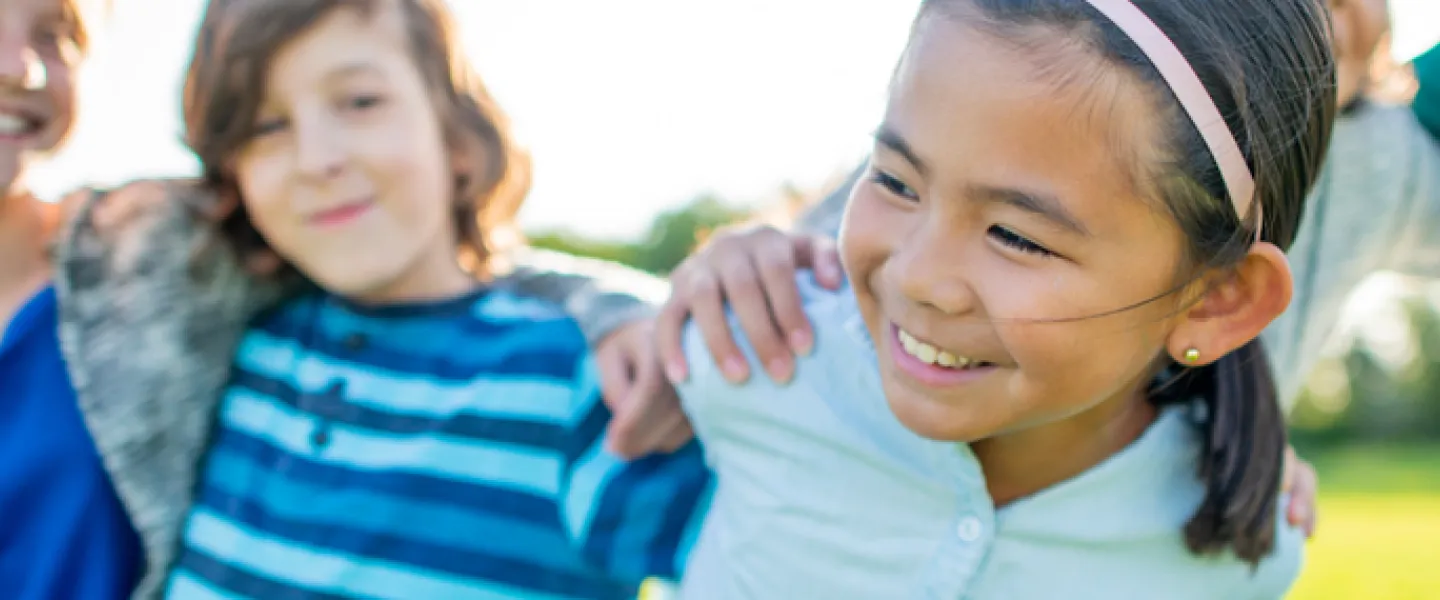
1167, 242, 1292, 366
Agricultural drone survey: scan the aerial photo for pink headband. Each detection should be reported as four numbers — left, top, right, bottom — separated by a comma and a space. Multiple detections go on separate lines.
1083, 0, 1258, 230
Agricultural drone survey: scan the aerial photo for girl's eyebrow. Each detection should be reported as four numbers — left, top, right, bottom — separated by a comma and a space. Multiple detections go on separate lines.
966, 184, 1091, 237
875, 124, 1090, 237
873, 126, 929, 178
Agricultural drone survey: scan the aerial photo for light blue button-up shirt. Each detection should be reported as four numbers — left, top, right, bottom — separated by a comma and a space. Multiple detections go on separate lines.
675, 276, 1303, 599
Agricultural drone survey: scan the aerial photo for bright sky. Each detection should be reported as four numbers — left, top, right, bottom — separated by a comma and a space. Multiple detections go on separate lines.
25, 0, 1440, 241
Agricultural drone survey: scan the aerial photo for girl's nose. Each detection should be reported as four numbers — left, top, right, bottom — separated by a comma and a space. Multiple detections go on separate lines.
891, 227, 975, 317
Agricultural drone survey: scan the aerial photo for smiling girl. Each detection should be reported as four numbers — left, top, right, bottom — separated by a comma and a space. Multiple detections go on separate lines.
668, 0, 1335, 597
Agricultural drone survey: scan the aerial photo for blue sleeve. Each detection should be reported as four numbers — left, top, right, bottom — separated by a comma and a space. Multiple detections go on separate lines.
559, 356, 714, 584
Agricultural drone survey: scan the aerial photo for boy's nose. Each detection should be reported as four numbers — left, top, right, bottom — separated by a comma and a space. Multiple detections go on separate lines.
295, 124, 346, 181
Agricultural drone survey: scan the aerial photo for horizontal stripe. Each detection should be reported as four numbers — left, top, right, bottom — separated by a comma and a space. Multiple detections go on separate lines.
210, 428, 561, 526
182, 511, 622, 600
172, 553, 351, 600
189, 487, 628, 597
165, 569, 245, 600
229, 365, 612, 464
237, 332, 592, 426
254, 307, 585, 382
201, 450, 589, 572
221, 390, 564, 498
231, 368, 562, 448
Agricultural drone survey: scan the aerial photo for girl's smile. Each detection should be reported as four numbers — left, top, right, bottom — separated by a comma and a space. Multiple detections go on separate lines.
888, 323, 999, 388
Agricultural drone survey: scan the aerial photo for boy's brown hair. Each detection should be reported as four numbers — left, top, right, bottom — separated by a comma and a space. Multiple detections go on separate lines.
182, 0, 531, 271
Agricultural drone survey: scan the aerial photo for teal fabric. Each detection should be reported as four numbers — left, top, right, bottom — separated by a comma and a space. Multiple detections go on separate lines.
1413, 42, 1440, 141
674, 275, 1303, 600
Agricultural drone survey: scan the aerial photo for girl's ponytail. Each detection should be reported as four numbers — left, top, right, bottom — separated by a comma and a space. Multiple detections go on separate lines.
1161, 338, 1287, 566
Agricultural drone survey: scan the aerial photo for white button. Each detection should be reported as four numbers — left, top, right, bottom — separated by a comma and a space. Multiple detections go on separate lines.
955, 516, 983, 543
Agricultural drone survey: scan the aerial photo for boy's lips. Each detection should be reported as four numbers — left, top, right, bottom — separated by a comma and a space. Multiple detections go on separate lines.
309, 200, 374, 227
887, 323, 997, 388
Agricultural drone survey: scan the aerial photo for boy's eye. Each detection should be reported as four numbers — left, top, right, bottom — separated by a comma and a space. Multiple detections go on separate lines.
870, 170, 919, 201
251, 117, 289, 137
988, 225, 1056, 258
346, 94, 384, 111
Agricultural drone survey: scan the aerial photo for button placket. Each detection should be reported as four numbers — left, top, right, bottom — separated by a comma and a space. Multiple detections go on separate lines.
308, 380, 346, 451
916, 444, 997, 599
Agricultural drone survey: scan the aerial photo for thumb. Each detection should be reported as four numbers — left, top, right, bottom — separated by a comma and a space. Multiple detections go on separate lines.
605, 357, 666, 458
795, 234, 844, 289
595, 343, 636, 414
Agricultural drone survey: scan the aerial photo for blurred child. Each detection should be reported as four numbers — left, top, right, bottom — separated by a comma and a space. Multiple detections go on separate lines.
0, 2, 145, 598
51, 1, 704, 598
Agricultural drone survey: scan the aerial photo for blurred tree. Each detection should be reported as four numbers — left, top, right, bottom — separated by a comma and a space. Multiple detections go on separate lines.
1292, 283, 1440, 445
528, 194, 752, 276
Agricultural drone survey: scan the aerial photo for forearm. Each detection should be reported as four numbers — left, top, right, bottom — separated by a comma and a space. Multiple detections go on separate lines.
505, 246, 668, 346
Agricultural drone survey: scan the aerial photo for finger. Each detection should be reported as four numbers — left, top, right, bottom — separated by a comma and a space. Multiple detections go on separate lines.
594, 338, 636, 414
1286, 461, 1319, 538
794, 234, 844, 290
753, 234, 813, 358
100, 180, 182, 232
686, 266, 751, 384
605, 359, 668, 458
654, 294, 694, 385
715, 251, 793, 384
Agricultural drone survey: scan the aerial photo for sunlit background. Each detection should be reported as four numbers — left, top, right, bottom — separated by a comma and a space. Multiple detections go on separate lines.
32, 0, 1440, 239
30, 2, 1440, 599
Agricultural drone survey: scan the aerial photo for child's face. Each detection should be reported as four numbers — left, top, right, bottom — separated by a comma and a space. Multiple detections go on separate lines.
0, 0, 80, 196
233, 6, 463, 301
841, 18, 1189, 443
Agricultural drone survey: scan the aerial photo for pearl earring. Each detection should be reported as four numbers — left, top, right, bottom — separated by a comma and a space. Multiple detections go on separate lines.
1183, 348, 1201, 364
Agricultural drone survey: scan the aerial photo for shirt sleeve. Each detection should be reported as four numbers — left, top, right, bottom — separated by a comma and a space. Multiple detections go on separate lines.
558, 355, 714, 585
1371, 109, 1440, 277
504, 247, 669, 347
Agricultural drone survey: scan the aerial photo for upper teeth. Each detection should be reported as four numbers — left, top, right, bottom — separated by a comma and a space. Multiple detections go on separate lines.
898, 328, 972, 369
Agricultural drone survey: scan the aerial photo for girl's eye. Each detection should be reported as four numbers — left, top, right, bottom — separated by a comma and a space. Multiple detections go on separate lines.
988, 225, 1055, 258
870, 170, 919, 201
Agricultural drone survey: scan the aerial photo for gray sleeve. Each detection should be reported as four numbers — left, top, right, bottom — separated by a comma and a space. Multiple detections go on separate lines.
1261, 102, 1440, 406
1375, 110, 1440, 276
505, 246, 669, 346
793, 162, 865, 238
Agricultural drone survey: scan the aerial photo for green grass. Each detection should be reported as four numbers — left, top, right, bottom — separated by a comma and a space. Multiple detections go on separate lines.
1286, 442, 1440, 600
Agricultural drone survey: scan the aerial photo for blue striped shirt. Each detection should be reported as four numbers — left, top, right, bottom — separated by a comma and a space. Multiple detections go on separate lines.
165, 284, 712, 600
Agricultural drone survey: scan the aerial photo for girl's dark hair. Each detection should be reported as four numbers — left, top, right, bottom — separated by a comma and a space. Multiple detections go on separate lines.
182, 0, 531, 274
919, 0, 1336, 565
